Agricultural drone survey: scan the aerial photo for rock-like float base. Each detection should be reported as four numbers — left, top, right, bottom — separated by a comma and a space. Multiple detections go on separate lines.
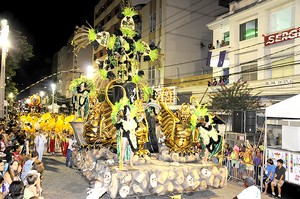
74, 147, 228, 199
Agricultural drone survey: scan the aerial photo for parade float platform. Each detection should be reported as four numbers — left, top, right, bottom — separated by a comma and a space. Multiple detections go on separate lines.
74, 148, 228, 199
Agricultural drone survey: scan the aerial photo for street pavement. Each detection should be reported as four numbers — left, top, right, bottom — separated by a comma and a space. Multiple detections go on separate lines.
42, 154, 89, 199
41, 153, 274, 199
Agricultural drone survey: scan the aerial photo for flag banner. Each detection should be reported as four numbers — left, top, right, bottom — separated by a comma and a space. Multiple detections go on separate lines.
218, 50, 226, 67
206, 51, 212, 67
206, 50, 229, 68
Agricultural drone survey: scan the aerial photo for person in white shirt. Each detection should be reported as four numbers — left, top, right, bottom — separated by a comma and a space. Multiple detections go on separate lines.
65, 134, 76, 168
233, 177, 261, 199
34, 130, 48, 161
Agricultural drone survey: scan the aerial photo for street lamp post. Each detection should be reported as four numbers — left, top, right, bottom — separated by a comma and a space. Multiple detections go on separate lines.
0, 19, 9, 119
39, 91, 45, 112
51, 83, 56, 113
8, 92, 13, 111
86, 65, 94, 79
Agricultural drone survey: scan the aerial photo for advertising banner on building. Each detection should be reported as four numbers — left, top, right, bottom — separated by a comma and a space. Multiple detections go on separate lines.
264, 27, 300, 46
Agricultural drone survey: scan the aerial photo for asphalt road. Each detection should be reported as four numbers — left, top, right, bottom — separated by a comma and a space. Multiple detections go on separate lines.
42, 154, 89, 199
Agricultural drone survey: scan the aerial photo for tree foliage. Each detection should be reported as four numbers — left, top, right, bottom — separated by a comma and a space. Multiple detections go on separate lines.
208, 81, 262, 114
5, 29, 34, 95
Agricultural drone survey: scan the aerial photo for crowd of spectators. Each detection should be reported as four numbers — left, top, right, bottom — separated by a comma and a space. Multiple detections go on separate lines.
208, 76, 229, 87
0, 116, 44, 199
223, 141, 287, 198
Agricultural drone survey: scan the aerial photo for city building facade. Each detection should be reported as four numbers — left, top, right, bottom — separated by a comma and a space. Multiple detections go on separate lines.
93, 0, 228, 105
56, 36, 92, 99
207, 0, 300, 104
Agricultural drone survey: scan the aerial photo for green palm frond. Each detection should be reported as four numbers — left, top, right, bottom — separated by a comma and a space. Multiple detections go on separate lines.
88, 28, 97, 42
123, 40, 130, 51
142, 86, 153, 103
107, 34, 116, 50
149, 49, 159, 61
132, 75, 142, 83
122, 7, 138, 17
68, 76, 95, 95
135, 40, 145, 52
129, 104, 138, 119
99, 69, 108, 80
111, 97, 130, 124
190, 104, 210, 132
120, 28, 137, 38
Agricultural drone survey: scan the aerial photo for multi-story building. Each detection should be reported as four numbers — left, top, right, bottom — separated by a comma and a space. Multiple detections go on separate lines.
207, 0, 300, 104
57, 46, 67, 95
93, 0, 228, 105
56, 36, 92, 99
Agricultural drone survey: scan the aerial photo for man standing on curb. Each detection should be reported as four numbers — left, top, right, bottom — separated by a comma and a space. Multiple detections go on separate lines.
66, 134, 76, 168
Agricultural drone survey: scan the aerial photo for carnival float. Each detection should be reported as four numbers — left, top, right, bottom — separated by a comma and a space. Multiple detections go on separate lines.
68, 4, 227, 199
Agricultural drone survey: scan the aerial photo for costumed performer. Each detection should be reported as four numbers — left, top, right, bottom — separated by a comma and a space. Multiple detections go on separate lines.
72, 82, 90, 120
48, 130, 56, 155
34, 130, 48, 161
197, 115, 222, 164
116, 105, 138, 168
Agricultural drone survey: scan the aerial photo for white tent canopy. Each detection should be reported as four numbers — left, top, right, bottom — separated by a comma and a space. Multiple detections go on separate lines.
265, 94, 300, 119
264, 94, 300, 186
47, 103, 60, 113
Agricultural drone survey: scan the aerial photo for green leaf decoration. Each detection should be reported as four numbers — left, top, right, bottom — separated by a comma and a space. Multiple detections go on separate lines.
208, 114, 215, 125
129, 104, 138, 119
190, 114, 198, 132
190, 104, 209, 132
108, 34, 116, 50
111, 97, 130, 124
88, 28, 97, 42
149, 49, 159, 61
142, 86, 153, 103
135, 40, 145, 52
132, 75, 142, 84
109, 57, 118, 68
68, 76, 96, 96
119, 97, 130, 107
111, 106, 119, 124
199, 104, 208, 117
123, 40, 130, 51
122, 7, 138, 17
99, 69, 108, 79
120, 28, 137, 38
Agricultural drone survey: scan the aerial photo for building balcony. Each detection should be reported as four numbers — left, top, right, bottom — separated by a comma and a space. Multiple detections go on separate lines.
208, 44, 230, 68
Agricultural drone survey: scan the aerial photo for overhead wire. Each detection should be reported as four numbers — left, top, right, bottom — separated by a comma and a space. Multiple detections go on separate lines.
17, 2, 298, 101
17, 41, 300, 99
138, 0, 207, 37
17, 1, 220, 97
144, 41, 300, 85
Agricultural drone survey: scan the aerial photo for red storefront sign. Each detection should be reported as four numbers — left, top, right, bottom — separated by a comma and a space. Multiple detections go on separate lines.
264, 27, 300, 46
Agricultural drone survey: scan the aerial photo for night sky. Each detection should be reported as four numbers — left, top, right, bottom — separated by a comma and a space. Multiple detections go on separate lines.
0, 1, 98, 94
